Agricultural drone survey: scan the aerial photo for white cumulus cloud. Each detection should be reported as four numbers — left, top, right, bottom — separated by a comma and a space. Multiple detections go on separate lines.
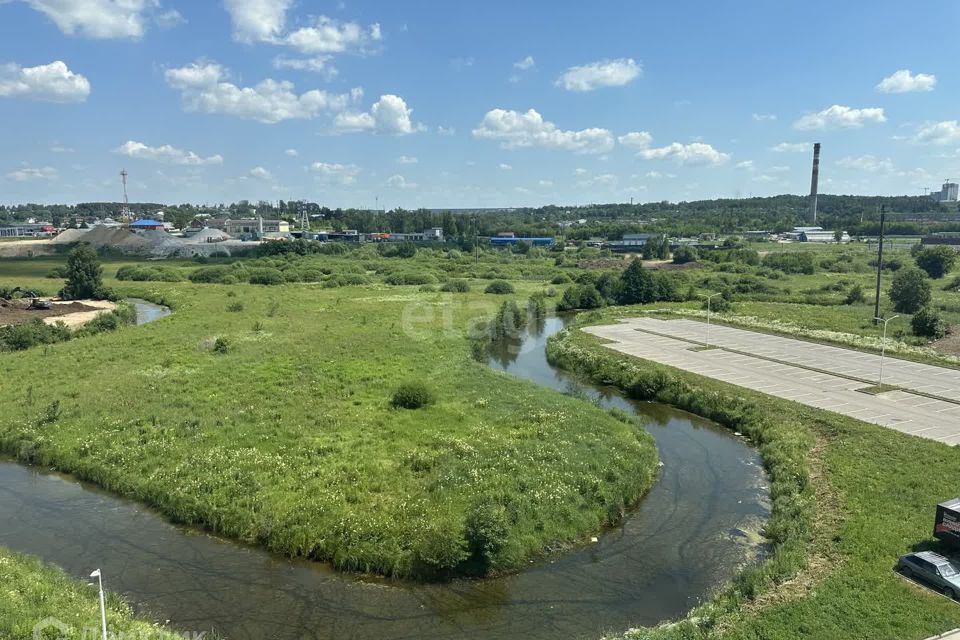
114, 140, 223, 165
396, 155, 417, 164
793, 105, 886, 130
285, 148, 298, 157
272, 55, 337, 80
555, 58, 641, 92
514, 55, 535, 71
248, 166, 273, 180
164, 60, 358, 124
637, 142, 730, 166
617, 131, 653, 149
752, 113, 777, 122
224, 0, 292, 42
472, 108, 614, 154
499, 163, 512, 170
309, 161, 360, 184
876, 69, 936, 93
770, 142, 809, 153
836, 155, 895, 173
386, 174, 417, 189
914, 120, 960, 145
17, 0, 178, 39
6, 166, 58, 182
334, 94, 420, 135
224, 2, 381, 55
0, 60, 90, 102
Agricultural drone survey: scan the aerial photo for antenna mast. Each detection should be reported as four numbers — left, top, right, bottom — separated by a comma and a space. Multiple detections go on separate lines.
120, 168, 130, 219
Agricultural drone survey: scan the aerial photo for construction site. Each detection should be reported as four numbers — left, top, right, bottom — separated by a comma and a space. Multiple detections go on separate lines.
0, 225, 259, 259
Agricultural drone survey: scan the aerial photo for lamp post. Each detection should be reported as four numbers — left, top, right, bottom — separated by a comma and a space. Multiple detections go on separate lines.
874, 315, 899, 387
89, 569, 107, 640
705, 293, 722, 346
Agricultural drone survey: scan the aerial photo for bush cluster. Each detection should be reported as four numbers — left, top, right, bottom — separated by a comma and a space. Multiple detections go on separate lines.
116, 265, 184, 282
390, 382, 436, 409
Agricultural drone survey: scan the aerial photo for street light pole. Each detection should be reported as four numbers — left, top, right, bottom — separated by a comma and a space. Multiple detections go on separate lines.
874, 315, 899, 387
90, 569, 107, 640
705, 293, 721, 346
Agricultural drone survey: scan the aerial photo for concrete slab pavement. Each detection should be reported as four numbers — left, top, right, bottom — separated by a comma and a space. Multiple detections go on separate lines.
584, 318, 960, 446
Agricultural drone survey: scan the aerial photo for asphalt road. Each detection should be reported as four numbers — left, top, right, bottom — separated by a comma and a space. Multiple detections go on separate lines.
584, 318, 960, 446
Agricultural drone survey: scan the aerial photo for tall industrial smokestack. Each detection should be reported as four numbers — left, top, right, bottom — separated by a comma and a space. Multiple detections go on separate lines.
809, 143, 821, 224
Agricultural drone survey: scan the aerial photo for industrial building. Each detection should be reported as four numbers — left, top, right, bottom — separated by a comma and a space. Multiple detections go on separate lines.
0, 223, 55, 237
187, 218, 291, 238
783, 226, 850, 243
489, 236, 555, 247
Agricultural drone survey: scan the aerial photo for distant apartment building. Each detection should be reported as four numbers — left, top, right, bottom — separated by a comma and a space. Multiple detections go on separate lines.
930, 182, 959, 203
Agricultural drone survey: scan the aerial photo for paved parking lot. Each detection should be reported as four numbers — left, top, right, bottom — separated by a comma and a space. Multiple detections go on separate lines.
584, 318, 960, 446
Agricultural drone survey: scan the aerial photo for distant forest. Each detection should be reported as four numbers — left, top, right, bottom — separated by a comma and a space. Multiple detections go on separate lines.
2, 194, 957, 239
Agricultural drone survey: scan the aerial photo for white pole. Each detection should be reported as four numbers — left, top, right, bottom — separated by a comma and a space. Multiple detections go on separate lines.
705, 293, 721, 346
875, 315, 899, 387
91, 569, 107, 640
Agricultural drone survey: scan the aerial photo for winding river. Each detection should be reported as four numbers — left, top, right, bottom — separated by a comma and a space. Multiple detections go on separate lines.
0, 312, 768, 640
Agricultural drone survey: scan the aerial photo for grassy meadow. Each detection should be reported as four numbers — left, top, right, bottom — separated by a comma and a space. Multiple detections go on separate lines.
0, 252, 658, 581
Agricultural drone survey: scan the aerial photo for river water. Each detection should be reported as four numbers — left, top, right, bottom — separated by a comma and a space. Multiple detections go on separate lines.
0, 315, 768, 640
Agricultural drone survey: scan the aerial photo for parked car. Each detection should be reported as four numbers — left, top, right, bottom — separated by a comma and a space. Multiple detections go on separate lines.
898, 551, 960, 599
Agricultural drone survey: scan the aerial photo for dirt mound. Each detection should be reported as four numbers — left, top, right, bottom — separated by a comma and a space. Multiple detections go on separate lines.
51, 228, 90, 244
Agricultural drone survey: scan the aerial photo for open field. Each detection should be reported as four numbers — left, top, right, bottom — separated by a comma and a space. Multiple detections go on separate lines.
549, 311, 960, 639
0, 254, 657, 581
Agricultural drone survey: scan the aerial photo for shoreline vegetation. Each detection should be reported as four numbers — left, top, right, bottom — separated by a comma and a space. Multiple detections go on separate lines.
548, 309, 960, 639
0, 548, 182, 640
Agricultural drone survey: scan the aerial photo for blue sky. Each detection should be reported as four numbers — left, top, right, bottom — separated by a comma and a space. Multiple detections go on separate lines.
1, 0, 959, 209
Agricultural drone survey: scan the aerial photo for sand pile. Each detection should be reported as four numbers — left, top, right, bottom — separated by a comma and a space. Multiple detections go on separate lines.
51, 228, 90, 244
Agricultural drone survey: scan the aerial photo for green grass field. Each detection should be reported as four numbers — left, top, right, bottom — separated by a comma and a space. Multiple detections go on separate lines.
0, 254, 657, 582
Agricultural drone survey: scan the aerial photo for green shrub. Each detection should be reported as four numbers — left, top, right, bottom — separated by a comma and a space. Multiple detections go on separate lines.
213, 337, 230, 354
672, 245, 699, 264
889, 267, 931, 313
385, 273, 437, 286
557, 284, 605, 311
915, 245, 957, 279
440, 279, 471, 293
60, 245, 107, 300
761, 252, 816, 275
189, 266, 235, 284
484, 280, 514, 294
247, 268, 285, 285
390, 382, 436, 409
912, 306, 947, 339
226, 301, 244, 312
550, 273, 572, 284
465, 501, 510, 572
844, 283, 865, 305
